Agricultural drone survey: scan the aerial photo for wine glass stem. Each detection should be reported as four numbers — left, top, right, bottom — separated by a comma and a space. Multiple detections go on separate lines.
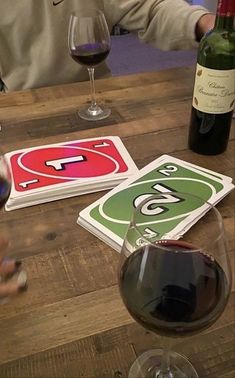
87, 67, 97, 110
156, 348, 172, 378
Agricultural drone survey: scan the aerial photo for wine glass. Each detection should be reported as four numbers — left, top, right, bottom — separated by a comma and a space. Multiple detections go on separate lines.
118, 191, 232, 378
0, 154, 11, 210
0, 153, 27, 303
68, 9, 111, 121
0, 153, 11, 303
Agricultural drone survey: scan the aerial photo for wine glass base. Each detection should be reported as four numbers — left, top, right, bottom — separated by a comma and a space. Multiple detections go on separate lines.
78, 105, 111, 121
128, 349, 198, 378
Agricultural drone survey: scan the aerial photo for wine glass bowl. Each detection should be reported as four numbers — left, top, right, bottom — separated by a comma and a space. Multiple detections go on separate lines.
0, 154, 11, 210
118, 192, 232, 378
0, 153, 14, 304
68, 9, 111, 121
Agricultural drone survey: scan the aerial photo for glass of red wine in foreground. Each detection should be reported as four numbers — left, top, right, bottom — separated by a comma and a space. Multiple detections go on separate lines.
68, 9, 111, 121
118, 192, 232, 378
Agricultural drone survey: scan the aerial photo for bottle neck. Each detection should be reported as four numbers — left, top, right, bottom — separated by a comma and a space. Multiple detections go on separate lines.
214, 0, 235, 30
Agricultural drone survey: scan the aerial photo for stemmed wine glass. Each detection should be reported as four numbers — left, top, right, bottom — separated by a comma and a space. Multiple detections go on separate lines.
68, 9, 111, 121
118, 191, 232, 378
0, 153, 12, 303
0, 154, 11, 209
0, 153, 27, 303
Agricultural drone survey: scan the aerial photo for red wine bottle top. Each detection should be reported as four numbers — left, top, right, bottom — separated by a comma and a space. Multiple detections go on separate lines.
217, 0, 235, 16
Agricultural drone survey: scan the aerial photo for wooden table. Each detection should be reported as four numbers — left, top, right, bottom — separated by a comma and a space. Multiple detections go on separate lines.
0, 66, 234, 378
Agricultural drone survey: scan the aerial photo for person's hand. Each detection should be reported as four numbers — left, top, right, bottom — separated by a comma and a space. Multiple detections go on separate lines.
195, 13, 216, 41
0, 237, 27, 299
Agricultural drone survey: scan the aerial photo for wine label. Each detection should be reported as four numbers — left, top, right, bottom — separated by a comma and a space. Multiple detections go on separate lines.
192, 64, 235, 114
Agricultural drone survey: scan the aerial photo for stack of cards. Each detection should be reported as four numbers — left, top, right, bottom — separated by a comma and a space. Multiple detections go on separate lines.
77, 155, 234, 252
5, 136, 138, 211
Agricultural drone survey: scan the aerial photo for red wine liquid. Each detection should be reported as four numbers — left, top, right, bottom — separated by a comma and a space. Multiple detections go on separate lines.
0, 175, 11, 208
119, 241, 229, 336
71, 43, 110, 66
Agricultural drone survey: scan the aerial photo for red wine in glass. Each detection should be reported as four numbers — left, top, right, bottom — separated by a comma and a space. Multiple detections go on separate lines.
68, 9, 111, 121
0, 175, 11, 209
0, 155, 11, 209
71, 42, 110, 67
118, 191, 232, 378
119, 240, 229, 337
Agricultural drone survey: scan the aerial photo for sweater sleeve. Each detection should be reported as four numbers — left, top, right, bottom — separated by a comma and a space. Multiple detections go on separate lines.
104, 0, 211, 50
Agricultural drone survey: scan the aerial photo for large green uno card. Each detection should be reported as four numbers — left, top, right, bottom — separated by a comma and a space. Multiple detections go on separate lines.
78, 155, 234, 251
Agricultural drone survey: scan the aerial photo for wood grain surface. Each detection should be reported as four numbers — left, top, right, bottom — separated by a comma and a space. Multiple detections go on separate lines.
0, 67, 234, 378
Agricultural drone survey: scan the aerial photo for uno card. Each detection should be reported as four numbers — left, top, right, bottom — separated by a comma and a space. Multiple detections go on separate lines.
78, 155, 234, 252
5, 136, 138, 210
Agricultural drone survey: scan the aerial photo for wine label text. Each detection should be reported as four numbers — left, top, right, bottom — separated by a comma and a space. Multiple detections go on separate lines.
192, 64, 235, 114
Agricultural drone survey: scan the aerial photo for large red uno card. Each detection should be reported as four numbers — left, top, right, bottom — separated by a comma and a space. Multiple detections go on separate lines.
6, 137, 137, 194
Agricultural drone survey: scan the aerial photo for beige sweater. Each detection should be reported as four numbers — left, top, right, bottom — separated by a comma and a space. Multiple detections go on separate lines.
0, 0, 209, 92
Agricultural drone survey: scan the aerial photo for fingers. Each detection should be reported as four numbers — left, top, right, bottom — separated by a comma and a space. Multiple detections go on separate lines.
0, 259, 22, 276
0, 238, 28, 299
0, 238, 9, 262
0, 270, 27, 299
0, 278, 27, 298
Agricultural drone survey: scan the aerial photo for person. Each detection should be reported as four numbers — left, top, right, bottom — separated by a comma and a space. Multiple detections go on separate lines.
0, 237, 27, 299
0, 0, 215, 92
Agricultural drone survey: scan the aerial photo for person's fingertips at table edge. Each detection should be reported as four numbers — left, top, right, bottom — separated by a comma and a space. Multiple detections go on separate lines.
0, 278, 28, 298
0, 259, 22, 276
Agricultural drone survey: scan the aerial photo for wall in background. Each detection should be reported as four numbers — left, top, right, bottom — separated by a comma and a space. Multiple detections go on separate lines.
191, 0, 217, 12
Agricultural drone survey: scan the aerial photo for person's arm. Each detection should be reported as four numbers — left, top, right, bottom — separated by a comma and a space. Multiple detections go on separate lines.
105, 0, 215, 50
195, 13, 216, 41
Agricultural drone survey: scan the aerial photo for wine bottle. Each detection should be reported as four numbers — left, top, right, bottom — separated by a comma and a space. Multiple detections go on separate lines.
188, 0, 235, 155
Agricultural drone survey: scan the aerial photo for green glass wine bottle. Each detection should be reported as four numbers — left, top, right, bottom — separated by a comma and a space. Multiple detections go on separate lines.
188, 0, 235, 155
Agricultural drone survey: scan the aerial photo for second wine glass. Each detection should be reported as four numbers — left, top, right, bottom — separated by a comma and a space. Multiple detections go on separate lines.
68, 9, 111, 121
